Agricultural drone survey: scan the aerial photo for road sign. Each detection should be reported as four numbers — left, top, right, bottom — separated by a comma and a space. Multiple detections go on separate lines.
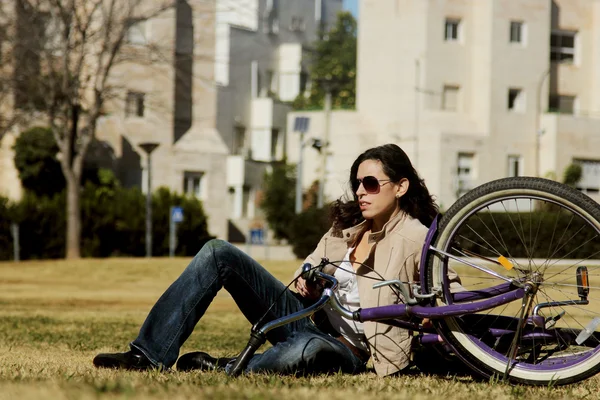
293, 116, 310, 133
171, 206, 184, 223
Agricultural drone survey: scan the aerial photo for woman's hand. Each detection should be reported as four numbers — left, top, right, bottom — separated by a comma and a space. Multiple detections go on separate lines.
295, 276, 323, 300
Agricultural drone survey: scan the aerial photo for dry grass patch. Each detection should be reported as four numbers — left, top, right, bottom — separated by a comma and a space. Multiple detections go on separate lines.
0, 258, 599, 399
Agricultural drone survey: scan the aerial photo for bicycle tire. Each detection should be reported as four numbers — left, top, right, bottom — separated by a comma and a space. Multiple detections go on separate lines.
426, 177, 600, 385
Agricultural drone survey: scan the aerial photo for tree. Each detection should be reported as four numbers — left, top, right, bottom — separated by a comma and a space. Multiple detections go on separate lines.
0, 2, 22, 140
13, 126, 65, 197
10, 0, 172, 258
260, 163, 297, 241
293, 11, 357, 110
563, 163, 582, 188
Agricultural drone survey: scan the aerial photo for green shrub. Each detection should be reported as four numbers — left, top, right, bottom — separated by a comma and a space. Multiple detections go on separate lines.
452, 211, 600, 259
288, 206, 331, 258
12, 126, 65, 197
261, 163, 296, 241
0, 175, 213, 260
563, 163, 582, 187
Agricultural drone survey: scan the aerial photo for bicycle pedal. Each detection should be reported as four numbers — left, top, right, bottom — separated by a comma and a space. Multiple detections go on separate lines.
577, 266, 589, 301
576, 317, 600, 345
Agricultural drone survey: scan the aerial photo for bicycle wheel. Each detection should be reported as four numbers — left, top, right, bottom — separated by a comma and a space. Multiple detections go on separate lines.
426, 177, 600, 385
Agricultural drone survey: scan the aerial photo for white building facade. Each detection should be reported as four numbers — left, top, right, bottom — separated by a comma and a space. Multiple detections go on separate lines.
288, 0, 600, 210
216, 0, 342, 239
0, 0, 343, 242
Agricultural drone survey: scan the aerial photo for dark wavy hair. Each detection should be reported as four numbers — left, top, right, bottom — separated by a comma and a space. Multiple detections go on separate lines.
330, 144, 438, 232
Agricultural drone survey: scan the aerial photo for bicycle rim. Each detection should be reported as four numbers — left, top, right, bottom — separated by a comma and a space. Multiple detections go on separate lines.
427, 177, 600, 385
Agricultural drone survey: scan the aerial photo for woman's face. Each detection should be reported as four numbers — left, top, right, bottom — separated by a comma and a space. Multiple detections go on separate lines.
355, 159, 408, 227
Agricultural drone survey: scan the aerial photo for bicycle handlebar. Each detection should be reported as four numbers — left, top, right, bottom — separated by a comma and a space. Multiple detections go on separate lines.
226, 266, 341, 377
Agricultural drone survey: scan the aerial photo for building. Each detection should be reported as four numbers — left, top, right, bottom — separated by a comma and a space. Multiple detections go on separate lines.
0, 0, 343, 242
216, 0, 342, 239
100, 0, 342, 241
288, 0, 600, 210
95, 0, 231, 239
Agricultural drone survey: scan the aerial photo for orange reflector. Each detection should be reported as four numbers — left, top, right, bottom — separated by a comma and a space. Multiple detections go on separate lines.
498, 255, 513, 270
581, 270, 589, 288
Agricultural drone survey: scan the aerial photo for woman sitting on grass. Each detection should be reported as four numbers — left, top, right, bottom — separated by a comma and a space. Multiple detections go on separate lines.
94, 143, 446, 376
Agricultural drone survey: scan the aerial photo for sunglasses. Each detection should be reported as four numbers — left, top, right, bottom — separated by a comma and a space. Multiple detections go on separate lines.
353, 176, 392, 194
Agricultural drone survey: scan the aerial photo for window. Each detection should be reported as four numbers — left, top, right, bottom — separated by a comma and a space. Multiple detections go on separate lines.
242, 186, 251, 217
125, 91, 145, 117
183, 171, 204, 198
457, 153, 475, 198
549, 95, 576, 114
575, 160, 600, 194
290, 16, 305, 32
442, 85, 460, 111
510, 21, 523, 43
251, 61, 260, 98
265, 70, 277, 96
126, 19, 147, 45
444, 18, 461, 41
508, 88, 525, 112
270, 128, 280, 161
263, 0, 279, 34
551, 30, 576, 63
508, 155, 523, 177
232, 125, 247, 156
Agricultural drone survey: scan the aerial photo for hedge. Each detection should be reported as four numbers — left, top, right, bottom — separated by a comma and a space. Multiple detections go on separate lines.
0, 184, 213, 260
450, 211, 600, 260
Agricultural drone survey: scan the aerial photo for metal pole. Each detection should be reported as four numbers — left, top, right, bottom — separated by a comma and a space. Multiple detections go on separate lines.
11, 223, 19, 262
139, 142, 159, 258
317, 90, 331, 209
146, 153, 152, 258
536, 68, 550, 177
169, 210, 175, 258
295, 130, 305, 214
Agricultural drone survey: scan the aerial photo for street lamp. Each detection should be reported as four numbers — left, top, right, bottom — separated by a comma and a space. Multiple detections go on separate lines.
317, 87, 332, 209
139, 142, 160, 258
536, 68, 551, 177
293, 116, 310, 214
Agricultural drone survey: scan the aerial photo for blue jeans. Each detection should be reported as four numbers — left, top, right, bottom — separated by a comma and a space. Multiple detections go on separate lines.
131, 239, 366, 375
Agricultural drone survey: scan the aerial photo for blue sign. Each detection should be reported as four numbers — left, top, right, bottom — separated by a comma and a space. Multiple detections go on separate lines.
171, 206, 184, 223
250, 228, 265, 245
293, 116, 310, 133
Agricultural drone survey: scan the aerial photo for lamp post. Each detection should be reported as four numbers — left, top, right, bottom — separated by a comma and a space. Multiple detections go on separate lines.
536, 68, 551, 177
293, 116, 310, 214
317, 88, 332, 209
140, 142, 160, 258
296, 130, 305, 214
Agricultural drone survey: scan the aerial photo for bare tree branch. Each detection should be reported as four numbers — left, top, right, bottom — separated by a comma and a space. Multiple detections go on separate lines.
4, 0, 176, 258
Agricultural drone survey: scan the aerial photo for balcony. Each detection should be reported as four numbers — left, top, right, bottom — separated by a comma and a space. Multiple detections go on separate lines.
249, 97, 288, 162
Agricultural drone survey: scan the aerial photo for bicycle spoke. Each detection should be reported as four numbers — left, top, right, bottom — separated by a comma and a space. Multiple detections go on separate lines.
428, 177, 600, 384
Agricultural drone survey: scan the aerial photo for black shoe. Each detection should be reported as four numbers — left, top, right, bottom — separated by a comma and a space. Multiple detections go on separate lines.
176, 351, 235, 372
93, 349, 157, 371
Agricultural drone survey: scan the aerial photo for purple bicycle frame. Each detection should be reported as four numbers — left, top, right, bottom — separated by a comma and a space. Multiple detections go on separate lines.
357, 216, 526, 323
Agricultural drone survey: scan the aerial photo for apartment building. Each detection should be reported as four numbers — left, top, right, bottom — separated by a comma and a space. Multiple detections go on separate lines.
0, 0, 342, 241
217, 0, 342, 238
288, 0, 600, 210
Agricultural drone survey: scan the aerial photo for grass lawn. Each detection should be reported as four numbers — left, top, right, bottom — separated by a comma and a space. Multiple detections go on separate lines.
0, 257, 598, 399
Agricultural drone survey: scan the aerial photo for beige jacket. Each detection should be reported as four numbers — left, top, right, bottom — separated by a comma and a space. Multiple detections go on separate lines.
294, 210, 429, 376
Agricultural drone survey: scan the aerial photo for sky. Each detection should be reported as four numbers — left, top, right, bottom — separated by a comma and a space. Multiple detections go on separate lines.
343, 0, 359, 17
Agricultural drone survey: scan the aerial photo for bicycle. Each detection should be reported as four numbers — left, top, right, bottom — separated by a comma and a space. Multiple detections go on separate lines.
227, 177, 600, 386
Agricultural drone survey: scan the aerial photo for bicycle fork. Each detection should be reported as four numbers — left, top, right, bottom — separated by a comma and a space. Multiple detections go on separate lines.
503, 284, 537, 380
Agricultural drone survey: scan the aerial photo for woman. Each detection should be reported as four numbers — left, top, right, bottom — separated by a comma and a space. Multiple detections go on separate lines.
94, 144, 438, 376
